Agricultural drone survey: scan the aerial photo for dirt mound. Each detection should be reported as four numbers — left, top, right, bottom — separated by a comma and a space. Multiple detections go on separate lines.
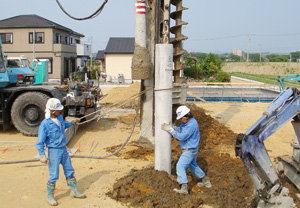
100, 82, 141, 109
106, 143, 154, 161
107, 168, 203, 208
108, 152, 253, 208
189, 103, 236, 150
106, 103, 258, 207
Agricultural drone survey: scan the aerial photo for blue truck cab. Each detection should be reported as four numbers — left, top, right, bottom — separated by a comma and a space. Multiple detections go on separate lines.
0, 40, 18, 87
6, 56, 36, 84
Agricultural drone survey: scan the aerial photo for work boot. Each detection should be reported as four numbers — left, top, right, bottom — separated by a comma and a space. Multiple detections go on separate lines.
47, 182, 58, 206
67, 178, 86, 198
197, 176, 212, 188
173, 183, 188, 194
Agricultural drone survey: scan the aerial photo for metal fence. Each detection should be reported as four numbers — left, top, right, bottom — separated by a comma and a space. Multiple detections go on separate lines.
187, 83, 280, 103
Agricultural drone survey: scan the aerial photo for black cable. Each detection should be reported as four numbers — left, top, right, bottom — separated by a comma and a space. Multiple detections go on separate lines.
0, 159, 39, 165
0, 84, 145, 163
56, 0, 109, 21
71, 84, 143, 159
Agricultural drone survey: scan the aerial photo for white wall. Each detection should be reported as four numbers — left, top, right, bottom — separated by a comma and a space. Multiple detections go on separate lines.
77, 43, 91, 56
105, 54, 133, 82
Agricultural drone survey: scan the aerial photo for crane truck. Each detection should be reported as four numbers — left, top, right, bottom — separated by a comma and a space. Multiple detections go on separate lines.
234, 87, 300, 207
0, 40, 101, 137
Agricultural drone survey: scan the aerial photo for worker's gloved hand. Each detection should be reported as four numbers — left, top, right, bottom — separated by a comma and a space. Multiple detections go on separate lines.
39, 155, 47, 164
161, 123, 174, 134
72, 118, 81, 125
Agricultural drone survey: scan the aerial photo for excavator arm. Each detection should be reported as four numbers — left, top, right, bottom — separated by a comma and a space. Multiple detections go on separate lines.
277, 74, 300, 91
235, 87, 298, 207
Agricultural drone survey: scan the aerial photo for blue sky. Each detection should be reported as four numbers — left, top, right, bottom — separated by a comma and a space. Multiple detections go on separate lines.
1, 0, 300, 54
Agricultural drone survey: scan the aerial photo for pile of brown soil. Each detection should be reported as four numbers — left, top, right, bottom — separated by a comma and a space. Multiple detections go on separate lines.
107, 152, 253, 208
108, 168, 203, 208
100, 82, 141, 109
189, 103, 236, 150
106, 103, 257, 207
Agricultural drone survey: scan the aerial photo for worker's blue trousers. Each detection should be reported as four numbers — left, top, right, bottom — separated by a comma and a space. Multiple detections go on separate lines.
48, 147, 74, 183
176, 148, 205, 184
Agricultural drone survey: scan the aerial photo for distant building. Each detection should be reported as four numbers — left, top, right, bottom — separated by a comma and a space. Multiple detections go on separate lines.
102, 37, 135, 83
0, 14, 85, 81
77, 43, 92, 68
232, 48, 246, 58
95, 50, 105, 72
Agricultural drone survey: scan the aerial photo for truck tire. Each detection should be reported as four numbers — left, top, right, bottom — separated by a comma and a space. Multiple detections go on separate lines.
11, 92, 50, 136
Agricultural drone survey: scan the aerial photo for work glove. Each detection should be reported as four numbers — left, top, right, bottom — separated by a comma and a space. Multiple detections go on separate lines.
72, 118, 81, 125
39, 155, 47, 164
161, 123, 174, 134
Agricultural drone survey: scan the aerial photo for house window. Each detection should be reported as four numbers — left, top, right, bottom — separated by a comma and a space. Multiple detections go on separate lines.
0, 33, 13, 44
65, 36, 70, 45
29, 32, 44, 44
55, 33, 61, 43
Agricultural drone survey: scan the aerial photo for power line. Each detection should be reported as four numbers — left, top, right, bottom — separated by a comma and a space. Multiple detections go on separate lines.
189, 33, 300, 41
55, 0, 109, 21
192, 34, 249, 41
252, 33, 300, 37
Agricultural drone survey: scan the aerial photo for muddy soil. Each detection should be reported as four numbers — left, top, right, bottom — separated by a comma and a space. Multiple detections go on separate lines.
107, 103, 256, 208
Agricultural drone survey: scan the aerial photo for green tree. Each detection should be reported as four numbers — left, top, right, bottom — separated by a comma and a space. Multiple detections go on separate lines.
200, 53, 222, 77
229, 54, 244, 62
265, 54, 289, 62
290, 51, 300, 62
213, 71, 231, 82
189, 52, 207, 61
249, 53, 261, 62
218, 55, 228, 62
276, 56, 289, 62
91, 69, 98, 79
183, 57, 197, 78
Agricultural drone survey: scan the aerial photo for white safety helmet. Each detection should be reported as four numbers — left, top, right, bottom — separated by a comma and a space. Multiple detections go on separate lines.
176, 105, 190, 120
46, 98, 64, 111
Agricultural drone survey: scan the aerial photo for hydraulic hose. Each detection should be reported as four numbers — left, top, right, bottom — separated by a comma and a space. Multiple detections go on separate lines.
0, 159, 39, 165
0, 84, 150, 164
70, 84, 142, 159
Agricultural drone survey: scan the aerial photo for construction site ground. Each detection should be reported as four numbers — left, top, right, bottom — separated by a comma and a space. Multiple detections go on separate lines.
0, 81, 299, 208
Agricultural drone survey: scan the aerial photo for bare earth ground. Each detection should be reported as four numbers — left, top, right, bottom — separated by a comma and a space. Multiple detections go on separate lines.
0, 81, 299, 208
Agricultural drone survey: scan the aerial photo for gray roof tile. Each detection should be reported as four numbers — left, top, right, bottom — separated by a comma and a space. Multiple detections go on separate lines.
95, 50, 105, 60
105, 37, 134, 54
0, 15, 84, 37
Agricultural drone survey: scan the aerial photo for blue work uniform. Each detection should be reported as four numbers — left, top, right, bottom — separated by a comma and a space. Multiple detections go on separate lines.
171, 117, 205, 184
36, 115, 75, 183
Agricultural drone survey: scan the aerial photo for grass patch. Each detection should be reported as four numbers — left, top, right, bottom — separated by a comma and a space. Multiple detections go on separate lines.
230, 72, 300, 89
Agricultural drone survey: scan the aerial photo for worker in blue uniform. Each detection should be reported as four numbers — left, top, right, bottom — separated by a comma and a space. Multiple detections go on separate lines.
161, 105, 212, 194
36, 98, 85, 206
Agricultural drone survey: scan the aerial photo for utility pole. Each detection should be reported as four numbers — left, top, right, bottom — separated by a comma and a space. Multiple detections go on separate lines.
132, 0, 153, 145
247, 35, 251, 62
90, 37, 93, 76
33, 29, 35, 60
259, 44, 261, 62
